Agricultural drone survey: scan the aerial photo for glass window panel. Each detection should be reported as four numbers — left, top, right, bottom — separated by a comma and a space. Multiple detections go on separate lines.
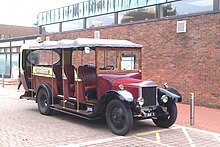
60, 7, 64, 21
51, 10, 55, 23
12, 54, 19, 68
0, 48, 4, 53
108, 0, 115, 12
11, 53, 19, 79
69, 5, 74, 19
27, 50, 60, 66
5, 48, 10, 53
46, 11, 51, 24
64, 6, 69, 20
62, 19, 84, 31
78, 2, 84, 17
42, 12, 46, 25
114, 0, 120, 11
0, 54, 10, 76
38, 13, 43, 26
42, 23, 60, 34
121, 50, 140, 70
87, 13, 114, 28
73, 3, 80, 18
118, 6, 156, 24
160, 0, 213, 17
55, 9, 59, 22
84, 1, 89, 17
11, 48, 18, 53
129, 0, 138, 9
98, 50, 118, 70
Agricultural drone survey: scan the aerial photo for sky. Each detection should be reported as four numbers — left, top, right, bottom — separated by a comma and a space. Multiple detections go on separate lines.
0, 0, 86, 27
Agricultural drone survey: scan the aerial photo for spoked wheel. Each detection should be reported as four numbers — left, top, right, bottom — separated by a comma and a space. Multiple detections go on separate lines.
106, 99, 133, 136
37, 88, 53, 115
153, 99, 177, 128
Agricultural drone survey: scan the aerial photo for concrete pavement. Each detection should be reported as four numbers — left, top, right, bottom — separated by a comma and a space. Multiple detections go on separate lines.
0, 85, 219, 147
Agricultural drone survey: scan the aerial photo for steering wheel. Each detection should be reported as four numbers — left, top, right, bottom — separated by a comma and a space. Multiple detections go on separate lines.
105, 65, 114, 70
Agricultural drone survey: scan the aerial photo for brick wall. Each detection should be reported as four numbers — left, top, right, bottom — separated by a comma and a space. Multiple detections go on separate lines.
49, 12, 220, 108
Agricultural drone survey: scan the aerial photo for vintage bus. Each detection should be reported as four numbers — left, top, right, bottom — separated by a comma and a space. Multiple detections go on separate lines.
20, 38, 182, 135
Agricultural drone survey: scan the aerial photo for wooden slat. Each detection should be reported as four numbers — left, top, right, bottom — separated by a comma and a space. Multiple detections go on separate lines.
51, 104, 91, 116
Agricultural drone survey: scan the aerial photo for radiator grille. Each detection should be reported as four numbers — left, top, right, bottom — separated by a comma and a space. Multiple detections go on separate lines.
142, 87, 157, 107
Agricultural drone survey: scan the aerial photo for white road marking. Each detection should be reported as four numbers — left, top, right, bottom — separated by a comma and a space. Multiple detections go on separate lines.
214, 134, 220, 142
59, 136, 129, 147
182, 127, 195, 147
59, 125, 220, 147
133, 135, 171, 147
174, 124, 220, 136
134, 125, 181, 136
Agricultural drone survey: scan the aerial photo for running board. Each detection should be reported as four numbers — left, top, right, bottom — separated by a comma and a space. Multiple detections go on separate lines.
50, 107, 101, 121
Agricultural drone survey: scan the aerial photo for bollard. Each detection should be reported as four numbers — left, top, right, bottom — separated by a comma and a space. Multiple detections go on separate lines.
2, 73, 4, 88
190, 93, 195, 126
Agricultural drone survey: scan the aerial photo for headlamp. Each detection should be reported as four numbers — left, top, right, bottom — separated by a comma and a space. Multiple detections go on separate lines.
161, 95, 168, 103
118, 84, 124, 90
137, 97, 145, 106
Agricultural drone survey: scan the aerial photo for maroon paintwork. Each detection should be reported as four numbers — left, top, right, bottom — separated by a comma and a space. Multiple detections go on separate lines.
97, 72, 141, 99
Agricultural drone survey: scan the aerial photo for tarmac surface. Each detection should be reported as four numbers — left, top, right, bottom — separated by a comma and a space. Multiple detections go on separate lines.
0, 85, 219, 147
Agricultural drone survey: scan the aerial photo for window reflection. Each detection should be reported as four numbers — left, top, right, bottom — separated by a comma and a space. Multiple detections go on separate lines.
42, 23, 60, 34
160, 0, 213, 17
118, 6, 156, 24
86, 13, 114, 28
62, 19, 83, 31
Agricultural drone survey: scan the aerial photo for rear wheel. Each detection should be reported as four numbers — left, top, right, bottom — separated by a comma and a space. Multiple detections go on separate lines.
37, 88, 53, 115
153, 99, 177, 128
106, 99, 133, 136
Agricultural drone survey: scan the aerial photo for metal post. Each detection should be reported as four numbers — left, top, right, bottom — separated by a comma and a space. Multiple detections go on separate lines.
2, 73, 4, 88
190, 93, 195, 126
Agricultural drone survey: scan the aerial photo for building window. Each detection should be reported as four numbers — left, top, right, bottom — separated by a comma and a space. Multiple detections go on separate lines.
42, 23, 60, 34
160, 0, 213, 17
118, 6, 156, 24
86, 13, 114, 28
62, 19, 84, 31
0, 48, 4, 53
0, 53, 10, 76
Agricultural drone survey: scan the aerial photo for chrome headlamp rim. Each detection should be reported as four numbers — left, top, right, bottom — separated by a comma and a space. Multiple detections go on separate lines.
137, 97, 145, 106
161, 95, 168, 103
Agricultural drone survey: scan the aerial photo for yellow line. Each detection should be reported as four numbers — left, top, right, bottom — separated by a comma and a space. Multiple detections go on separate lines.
134, 125, 181, 136
156, 132, 160, 143
182, 127, 195, 147
132, 135, 171, 147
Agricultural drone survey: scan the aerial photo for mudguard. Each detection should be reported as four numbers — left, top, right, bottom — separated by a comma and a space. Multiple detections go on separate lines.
36, 84, 52, 102
116, 90, 134, 102
95, 90, 134, 115
158, 88, 182, 102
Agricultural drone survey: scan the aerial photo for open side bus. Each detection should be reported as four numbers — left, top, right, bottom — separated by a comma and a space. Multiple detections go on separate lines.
20, 38, 182, 135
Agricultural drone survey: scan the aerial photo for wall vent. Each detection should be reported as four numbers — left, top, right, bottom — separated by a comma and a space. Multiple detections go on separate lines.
177, 20, 186, 33
94, 31, 100, 39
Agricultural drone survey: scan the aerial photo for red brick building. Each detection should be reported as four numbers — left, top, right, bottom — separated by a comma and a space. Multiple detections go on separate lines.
47, 12, 220, 108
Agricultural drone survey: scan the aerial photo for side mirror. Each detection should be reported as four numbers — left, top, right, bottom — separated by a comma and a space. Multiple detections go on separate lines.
84, 47, 90, 54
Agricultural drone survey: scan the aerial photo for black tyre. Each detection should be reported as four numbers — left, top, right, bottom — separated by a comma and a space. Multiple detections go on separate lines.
105, 99, 133, 136
153, 99, 177, 128
37, 88, 53, 115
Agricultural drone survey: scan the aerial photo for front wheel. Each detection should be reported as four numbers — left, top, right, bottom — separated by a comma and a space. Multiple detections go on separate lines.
106, 99, 133, 136
153, 99, 177, 128
37, 88, 53, 115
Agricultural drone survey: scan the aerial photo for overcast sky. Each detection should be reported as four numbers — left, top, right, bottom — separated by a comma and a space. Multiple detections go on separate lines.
0, 0, 86, 27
